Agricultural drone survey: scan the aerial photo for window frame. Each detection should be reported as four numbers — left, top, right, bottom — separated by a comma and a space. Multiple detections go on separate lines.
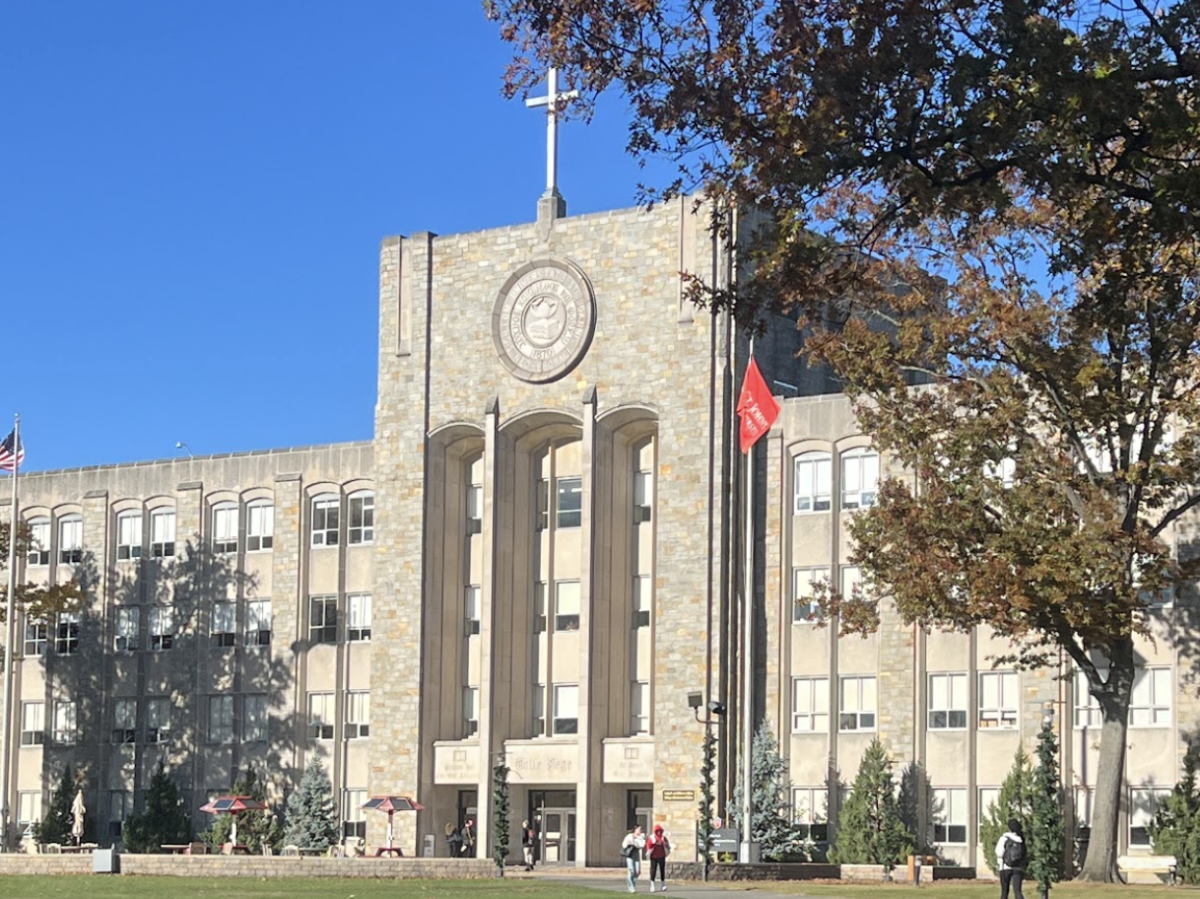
347, 491, 374, 545
631, 680, 650, 735
932, 787, 969, 845
149, 606, 175, 651
555, 476, 582, 529
116, 511, 143, 560
793, 452, 832, 514
633, 469, 653, 523
347, 594, 372, 642
793, 567, 830, 624
791, 676, 830, 733
463, 586, 481, 637
55, 611, 80, 655
211, 601, 236, 647
57, 515, 83, 564
1129, 666, 1172, 728
554, 580, 581, 631
841, 448, 880, 511
246, 500, 274, 552
244, 694, 268, 743
928, 672, 969, 731
246, 599, 272, 647
552, 683, 579, 735
26, 518, 51, 566
53, 700, 77, 745
1130, 787, 1171, 847
311, 494, 340, 547
24, 616, 48, 657
791, 788, 829, 842
115, 606, 140, 653
309, 595, 338, 644
208, 695, 234, 744
462, 686, 480, 738
345, 690, 370, 740
979, 671, 1019, 729
211, 502, 239, 555
149, 508, 176, 558
147, 697, 172, 745
308, 692, 335, 741
838, 675, 877, 732
20, 700, 46, 746
113, 698, 137, 744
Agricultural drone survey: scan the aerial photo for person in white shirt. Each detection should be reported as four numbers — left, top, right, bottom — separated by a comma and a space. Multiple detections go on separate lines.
994, 817, 1027, 899
621, 825, 646, 892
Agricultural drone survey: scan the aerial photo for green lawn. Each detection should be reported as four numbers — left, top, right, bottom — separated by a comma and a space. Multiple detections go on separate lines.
750, 882, 1189, 899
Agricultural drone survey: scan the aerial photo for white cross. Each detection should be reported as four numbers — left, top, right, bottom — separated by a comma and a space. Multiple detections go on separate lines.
526, 67, 578, 196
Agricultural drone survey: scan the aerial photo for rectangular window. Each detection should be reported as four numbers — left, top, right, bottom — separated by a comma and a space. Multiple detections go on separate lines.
791, 677, 830, 733
108, 790, 130, 839
793, 567, 830, 623
27, 520, 50, 566
1130, 788, 1170, 846
792, 788, 829, 841
839, 675, 877, 732
347, 594, 372, 642
633, 470, 653, 523
212, 601, 236, 647
342, 788, 367, 838
56, 612, 79, 655
556, 476, 582, 528
554, 580, 581, 631
1074, 669, 1105, 729
462, 686, 479, 738
932, 788, 968, 844
113, 699, 137, 744
246, 502, 274, 552
18, 792, 42, 835
147, 697, 171, 744
1130, 667, 1171, 727
348, 493, 374, 544
979, 671, 1019, 729
464, 586, 480, 637
53, 700, 77, 745
928, 673, 968, 730
116, 512, 143, 560
794, 454, 832, 513
149, 606, 174, 651
309, 595, 337, 644
20, 701, 45, 746
345, 691, 370, 739
246, 599, 271, 646
631, 681, 650, 734
212, 504, 238, 554
312, 496, 340, 546
1074, 787, 1094, 836
840, 565, 863, 600
308, 692, 334, 740
632, 575, 651, 628
532, 683, 546, 736
150, 509, 176, 558
536, 478, 550, 531
115, 606, 140, 652
244, 694, 268, 743
208, 695, 233, 743
58, 517, 83, 564
534, 581, 548, 633
553, 683, 579, 735
841, 450, 880, 510
980, 788, 1000, 838
24, 618, 47, 657
466, 483, 483, 535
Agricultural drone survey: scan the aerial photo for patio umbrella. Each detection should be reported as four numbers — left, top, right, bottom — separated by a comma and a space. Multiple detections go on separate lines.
361, 796, 424, 849
200, 795, 268, 846
70, 791, 86, 845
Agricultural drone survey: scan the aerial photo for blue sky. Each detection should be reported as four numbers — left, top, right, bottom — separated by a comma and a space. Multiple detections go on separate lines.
0, 2, 660, 472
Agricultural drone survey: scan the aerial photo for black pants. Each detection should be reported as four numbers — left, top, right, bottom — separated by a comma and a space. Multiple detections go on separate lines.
1000, 868, 1025, 899
650, 857, 666, 883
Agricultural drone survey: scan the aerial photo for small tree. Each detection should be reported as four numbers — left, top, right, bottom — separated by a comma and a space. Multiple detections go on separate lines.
981, 749, 1035, 876
36, 766, 78, 846
1030, 717, 1066, 895
898, 762, 932, 854
828, 739, 914, 870
282, 757, 338, 850
122, 763, 191, 853
492, 757, 510, 873
203, 766, 282, 853
1152, 746, 1200, 883
697, 729, 717, 871
730, 724, 813, 861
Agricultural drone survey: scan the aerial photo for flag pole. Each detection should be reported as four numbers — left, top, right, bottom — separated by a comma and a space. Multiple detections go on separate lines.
1, 413, 19, 851
740, 349, 758, 864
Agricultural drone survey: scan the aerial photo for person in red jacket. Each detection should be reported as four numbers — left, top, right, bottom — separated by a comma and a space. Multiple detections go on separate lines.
646, 825, 671, 892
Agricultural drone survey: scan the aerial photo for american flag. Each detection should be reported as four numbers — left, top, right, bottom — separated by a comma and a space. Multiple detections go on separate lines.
0, 428, 24, 472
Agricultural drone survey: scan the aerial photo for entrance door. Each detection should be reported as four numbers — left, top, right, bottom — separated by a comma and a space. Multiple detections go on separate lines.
540, 809, 576, 863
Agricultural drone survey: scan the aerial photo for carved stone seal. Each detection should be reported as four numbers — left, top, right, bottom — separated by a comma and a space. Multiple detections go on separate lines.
492, 258, 596, 383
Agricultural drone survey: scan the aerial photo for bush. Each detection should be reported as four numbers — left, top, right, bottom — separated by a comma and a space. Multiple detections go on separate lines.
1151, 746, 1200, 883
282, 757, 338, 850
123, 763, 192, 853
828, 739, 914, 869
980, 748, 1035, 876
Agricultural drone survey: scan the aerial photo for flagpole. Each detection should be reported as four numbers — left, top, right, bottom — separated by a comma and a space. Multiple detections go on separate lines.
1, 413, 19, 851
740, 351, 758, 865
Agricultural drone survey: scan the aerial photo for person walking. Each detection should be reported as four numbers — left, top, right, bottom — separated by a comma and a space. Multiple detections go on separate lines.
521, 819, 536, 871
445, 822, 463, 857
646, 824, 671, 892
621, 825, 646, 893
461, 818, 476, 857
995, 817, 1027, 899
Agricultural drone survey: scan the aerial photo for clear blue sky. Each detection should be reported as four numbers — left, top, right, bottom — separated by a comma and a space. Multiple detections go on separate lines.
0, 2, 660, 472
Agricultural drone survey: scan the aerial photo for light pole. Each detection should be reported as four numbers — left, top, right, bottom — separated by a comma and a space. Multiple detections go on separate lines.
688, 692, 725, 881
174, 441, 193, 458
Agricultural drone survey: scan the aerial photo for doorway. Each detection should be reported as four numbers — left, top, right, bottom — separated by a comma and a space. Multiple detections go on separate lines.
457, 790, 478, 858
529, 790, 577, 865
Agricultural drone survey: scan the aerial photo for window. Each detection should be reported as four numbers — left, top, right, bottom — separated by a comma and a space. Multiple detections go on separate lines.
632, 576, 651, 628
1074, 669, 1105, 728
116, 511, 143, 560
534, 581, 548, 633
56, 611, 79, 655
1130, 667, 1172, 727
212, 601, 236, 647
347, 594, 371, 642
309, 595, 337, 644
312, 495, 339, 546
932, 788, 968, 844
980, 788, 1000, 838
555, 580, 581, 631
466, 483, 483, 535
346, 691, 370, 739
246, 600, 272, 646
246, 501, 274, 552
791, 677, 830, 733
792, 788, 829, 841
928, 673, 968, 730
20, 701, 45, 745
208, 695, 234, 743
793, 567, 830, 623
556, 477, 582, 528
533, 683, 546, 736
150, 508, 176, 558
18, 792, 42, 836
308, 692, 335, 740
150, 607, 174, 651
147, 698, 171, 744
348, 492, 374, 544
212, 503, 238, 554
53, 701, 76, 745
27, 518, 50, 566
841, 449, 880, 510
462, 686, 479, 738
115, 607, 140, 652
244, 694, 268, 742
553, 684, 579, 734
840, 565, 863, 600
794, 452, 832, 513
58, 515, 83, 564
1130, 788, 1170, 846
463, 586, 480, 637
536, 479, 550, 531
633, 469, 653, 523
1074, 787, 1094, 836
108, 791, 130, 839
631, 681, 649, 734
984, 456, 1017, 489
342, 789, 367, 838
113, 699, 137, 744
979, 671, 1018, 728
24, 617, 47, 657
839, 675, 877, 731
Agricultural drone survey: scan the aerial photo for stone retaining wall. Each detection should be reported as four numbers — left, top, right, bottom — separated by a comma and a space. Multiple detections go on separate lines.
0, 854, 497, 879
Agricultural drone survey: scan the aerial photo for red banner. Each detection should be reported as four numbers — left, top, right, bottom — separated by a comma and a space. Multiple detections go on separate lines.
736, 356, 781, 453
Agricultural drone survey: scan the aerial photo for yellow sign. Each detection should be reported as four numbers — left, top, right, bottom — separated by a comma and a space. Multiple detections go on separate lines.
662, 790, 696, 801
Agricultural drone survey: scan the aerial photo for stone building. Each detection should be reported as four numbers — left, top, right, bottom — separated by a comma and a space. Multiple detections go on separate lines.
0, 190, 1193, 870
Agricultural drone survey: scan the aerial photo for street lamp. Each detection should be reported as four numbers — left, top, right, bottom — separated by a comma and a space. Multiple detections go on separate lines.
689, 692, 725, 881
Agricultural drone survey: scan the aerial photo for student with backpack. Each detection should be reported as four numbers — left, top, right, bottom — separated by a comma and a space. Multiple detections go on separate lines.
620, 825, 646, 892
645, 824, 671, 892
994, 817, 1027, 899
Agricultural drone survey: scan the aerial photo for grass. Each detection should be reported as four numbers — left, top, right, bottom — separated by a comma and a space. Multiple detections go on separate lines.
750, 881, 1190, 899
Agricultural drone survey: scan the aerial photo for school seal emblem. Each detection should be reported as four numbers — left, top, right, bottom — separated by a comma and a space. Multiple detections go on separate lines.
492, 259, 596, 383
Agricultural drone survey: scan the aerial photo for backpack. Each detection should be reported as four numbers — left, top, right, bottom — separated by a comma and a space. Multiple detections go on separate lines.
1003, 837, 1026, 868
621, 842, 636, 860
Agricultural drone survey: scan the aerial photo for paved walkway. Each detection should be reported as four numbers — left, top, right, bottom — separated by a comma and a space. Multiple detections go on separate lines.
525, 868, 825, 899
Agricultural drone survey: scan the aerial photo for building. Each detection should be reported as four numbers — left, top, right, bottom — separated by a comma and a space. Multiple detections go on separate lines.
1, 186, 1193, 870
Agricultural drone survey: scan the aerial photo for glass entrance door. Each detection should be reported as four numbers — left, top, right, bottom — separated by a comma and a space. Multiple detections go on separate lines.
540, 809, 576, 863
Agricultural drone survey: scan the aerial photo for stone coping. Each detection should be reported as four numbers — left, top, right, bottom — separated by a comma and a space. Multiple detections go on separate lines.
0, 854, 497, 879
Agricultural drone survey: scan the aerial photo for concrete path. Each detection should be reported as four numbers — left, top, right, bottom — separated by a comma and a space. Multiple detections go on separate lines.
526, 868, 826, 899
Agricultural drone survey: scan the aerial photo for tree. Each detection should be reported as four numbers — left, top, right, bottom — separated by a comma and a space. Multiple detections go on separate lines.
282, 757, 338, 851
489, 0, 1200, 882
122, 763, 192, 853
981, 749, 1035, 876
828, 739, 914, 869
203, 766, 281, 854
492, 756, 511, 872
1031, 717, 1067, 894
0, 520, 82, 628
730, 723, 812, 861
36, 766, 78, 846
1151, 746, 1200, 883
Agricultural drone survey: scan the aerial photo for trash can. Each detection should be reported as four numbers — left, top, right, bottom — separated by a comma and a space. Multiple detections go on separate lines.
422, 834, 435, 858
93, 848, 119, 874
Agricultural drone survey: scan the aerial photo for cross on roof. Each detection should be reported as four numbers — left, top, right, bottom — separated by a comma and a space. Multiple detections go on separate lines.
525, 67, 578, 198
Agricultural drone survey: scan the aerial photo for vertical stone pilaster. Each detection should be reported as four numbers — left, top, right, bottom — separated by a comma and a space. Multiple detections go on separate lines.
576, 387, 598, 868
271, 474, 303, 776
175, 480, 204, 797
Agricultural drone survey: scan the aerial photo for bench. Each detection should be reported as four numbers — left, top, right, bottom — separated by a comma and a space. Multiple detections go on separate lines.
1118, 854, 1177, 885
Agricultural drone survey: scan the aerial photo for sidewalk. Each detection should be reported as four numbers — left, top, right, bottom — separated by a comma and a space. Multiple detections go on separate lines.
525, 867, 819, 899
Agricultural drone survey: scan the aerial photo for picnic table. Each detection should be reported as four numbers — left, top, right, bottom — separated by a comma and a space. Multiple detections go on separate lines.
375, 846, 404, 858
160, 844, 191, 855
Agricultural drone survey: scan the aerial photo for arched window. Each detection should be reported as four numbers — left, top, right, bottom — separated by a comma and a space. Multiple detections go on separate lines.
26, 517, 50, 566
793, 452, 832, 513
348, 491, 374, 545
116, 511, 143, 560
211, 502, 238, 554
57, 515, 83, 564
312, 494, 340, 546
840, 448, 880, 510
246, 500, 274, 552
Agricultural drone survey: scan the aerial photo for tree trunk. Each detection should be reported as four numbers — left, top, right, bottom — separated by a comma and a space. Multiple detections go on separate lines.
1076, 653, 1133, 883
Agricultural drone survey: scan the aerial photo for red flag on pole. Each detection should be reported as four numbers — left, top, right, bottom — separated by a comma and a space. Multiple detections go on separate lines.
736, 356, 781, 453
